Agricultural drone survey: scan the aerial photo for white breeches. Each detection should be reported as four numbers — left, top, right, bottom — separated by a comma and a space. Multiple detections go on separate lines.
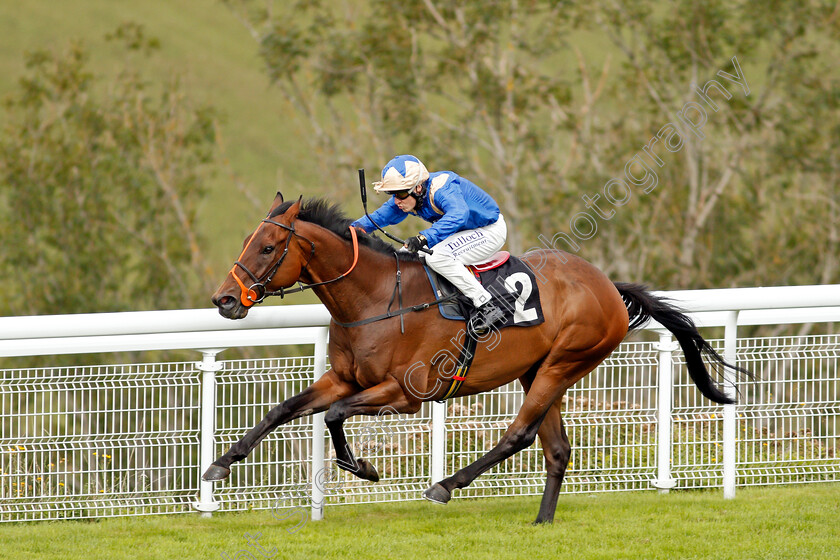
422, 215, 507, 307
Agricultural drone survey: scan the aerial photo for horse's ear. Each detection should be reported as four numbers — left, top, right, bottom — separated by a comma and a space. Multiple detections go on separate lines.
285, 196, 303, 220
270, 192, 285, 211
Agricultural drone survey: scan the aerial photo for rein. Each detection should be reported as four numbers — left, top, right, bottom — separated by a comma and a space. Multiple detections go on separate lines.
272, 225, 360, 299
330, 293, 458, 329
332, 251, 458, 331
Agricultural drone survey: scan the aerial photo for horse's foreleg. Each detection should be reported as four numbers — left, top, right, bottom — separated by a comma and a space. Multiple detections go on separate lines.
203, 369, 356, 481
324, 378, 421, 482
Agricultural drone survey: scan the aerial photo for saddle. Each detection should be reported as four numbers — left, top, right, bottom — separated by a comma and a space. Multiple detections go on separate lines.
425, 251, 544, 401
423, 251, 544, 329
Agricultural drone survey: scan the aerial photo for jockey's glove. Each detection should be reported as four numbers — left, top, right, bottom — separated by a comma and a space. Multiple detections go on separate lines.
405, 234, 428, 253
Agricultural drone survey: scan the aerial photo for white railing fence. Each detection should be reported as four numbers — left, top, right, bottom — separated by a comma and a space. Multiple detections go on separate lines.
0, 286, 838, 522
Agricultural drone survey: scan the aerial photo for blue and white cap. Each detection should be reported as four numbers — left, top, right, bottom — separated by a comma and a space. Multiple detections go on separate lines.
373, 155, 430, 193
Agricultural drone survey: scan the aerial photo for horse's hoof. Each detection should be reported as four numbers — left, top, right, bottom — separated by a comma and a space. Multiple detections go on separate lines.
422, 483, 451, 504
202, 464, 231, 481
356, 459, 380, 482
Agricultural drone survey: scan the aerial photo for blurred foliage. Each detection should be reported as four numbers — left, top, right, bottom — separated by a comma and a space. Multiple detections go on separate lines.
0, 24, 220, 316
576, 0, 840, 289
0, 2, 836, 324
223, 0, 839, 292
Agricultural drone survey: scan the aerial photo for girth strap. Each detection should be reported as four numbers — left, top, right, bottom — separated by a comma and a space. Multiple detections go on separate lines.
437, 329, 480, 401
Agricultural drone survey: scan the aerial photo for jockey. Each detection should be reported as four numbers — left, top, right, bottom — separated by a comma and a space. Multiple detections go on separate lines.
351, 155, 507, 331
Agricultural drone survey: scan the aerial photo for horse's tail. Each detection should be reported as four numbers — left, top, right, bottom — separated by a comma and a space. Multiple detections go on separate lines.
614, 282, 751, 404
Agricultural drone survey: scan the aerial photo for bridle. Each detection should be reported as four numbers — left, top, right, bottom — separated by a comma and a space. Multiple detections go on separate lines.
225, 209, 454, 333
227, 215, 359, 307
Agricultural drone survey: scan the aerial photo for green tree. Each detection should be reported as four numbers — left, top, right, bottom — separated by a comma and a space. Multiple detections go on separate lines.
0, 24, 220, 316
224, 0, 838, 291
225, 0, 600, 253
576, 0, 839, 289
762, 22, 840, 288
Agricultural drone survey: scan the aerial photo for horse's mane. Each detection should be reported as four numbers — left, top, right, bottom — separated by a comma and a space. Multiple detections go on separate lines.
270, 197, 420, 261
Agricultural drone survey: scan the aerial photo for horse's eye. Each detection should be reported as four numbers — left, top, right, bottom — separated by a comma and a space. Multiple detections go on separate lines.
262, 246, 274, 255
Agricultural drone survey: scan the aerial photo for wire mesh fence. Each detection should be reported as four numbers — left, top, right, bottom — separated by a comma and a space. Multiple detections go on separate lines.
735, 335, 840, 487
0, 334, 838, 522
0, 362, 200, 521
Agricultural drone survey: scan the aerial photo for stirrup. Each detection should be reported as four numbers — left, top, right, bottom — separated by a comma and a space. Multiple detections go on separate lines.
470, 302, 505, 332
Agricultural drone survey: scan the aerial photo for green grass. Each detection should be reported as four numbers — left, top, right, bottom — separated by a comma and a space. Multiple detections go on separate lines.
0, 484, 838, 559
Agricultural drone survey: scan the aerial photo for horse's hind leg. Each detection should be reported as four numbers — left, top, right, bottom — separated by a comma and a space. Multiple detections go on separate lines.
533, 401, 571, 524
508, 362, 568, 523
423, 358, 592, 507
518, 370, 571, 524
202, 369, 356, 481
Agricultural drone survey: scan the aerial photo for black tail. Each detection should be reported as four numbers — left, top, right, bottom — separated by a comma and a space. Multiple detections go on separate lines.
614, 282, 751, 404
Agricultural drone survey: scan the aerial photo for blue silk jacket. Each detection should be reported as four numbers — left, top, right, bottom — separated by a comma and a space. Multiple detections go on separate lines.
351, 171, 500, 247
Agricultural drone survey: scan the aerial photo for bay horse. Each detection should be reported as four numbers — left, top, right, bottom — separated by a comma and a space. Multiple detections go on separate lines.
204, 193, 747, 524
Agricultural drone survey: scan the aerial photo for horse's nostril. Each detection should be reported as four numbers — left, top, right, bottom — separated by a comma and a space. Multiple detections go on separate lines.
212, 295, 236, 309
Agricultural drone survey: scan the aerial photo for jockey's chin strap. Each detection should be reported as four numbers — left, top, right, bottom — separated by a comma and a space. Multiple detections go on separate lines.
410, 180, 427, 211
228, 218, 359, 307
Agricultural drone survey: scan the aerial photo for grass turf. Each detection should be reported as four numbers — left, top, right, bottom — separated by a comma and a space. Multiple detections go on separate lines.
0, 484, 837, 560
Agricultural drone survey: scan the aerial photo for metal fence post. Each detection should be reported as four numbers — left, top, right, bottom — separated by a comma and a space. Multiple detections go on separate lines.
723, 311, 739, 499
431, 401, 446, 485
194, 348, 224, 517
653, 331, 677, 493
311, 327, 328, 521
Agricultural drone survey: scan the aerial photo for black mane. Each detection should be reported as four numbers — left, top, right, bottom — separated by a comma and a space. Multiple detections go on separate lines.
270, 198, 420, 261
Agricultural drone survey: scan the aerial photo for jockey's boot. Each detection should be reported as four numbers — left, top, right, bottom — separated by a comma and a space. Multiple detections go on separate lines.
470, 302, 505, 332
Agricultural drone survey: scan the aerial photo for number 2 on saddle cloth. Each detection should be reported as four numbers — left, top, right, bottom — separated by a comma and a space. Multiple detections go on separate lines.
423, 252, 545, 400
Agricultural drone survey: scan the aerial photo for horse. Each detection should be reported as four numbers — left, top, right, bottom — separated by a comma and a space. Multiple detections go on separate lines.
203, 193, 748, 524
